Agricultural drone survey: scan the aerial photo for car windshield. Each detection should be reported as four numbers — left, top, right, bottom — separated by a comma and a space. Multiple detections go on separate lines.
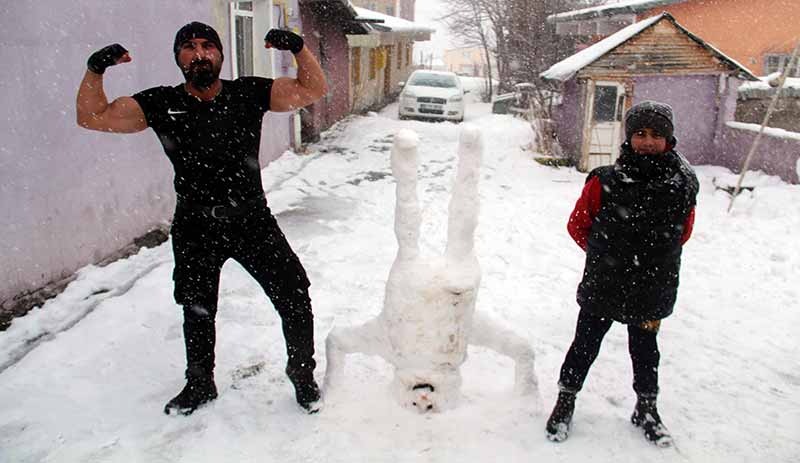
409, 73, 457, 88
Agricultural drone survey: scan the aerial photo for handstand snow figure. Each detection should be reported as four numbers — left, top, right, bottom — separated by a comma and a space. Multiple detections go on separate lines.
324, 126, 540, 413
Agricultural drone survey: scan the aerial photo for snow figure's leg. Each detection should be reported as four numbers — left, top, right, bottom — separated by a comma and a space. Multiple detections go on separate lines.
445, 124, 482, 263
470, 311, 541, 408
323, 318, 390, 393
390, 129, 421, 261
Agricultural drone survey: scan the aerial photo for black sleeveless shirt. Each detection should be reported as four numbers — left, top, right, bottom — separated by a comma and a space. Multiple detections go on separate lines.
133, 77, 273, 205
577, 144, 699, 323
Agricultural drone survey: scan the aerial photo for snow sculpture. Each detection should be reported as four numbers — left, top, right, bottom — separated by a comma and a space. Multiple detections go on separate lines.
324, 126, 540, 413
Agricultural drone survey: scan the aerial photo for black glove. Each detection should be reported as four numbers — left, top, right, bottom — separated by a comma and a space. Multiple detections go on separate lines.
87, 43, 128, 74
264, 29, 304, 54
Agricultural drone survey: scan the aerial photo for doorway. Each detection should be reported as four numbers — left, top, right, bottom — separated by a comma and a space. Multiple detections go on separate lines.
586, 81, 626, 170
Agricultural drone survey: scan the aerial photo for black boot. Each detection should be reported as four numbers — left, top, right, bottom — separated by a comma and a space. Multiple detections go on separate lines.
631, 396, 672, 447
164, 365, 218, 415
279, 293, 321, 413
287, 365, 322, 414
546, 390, 576, 442
165, 306, 218, 416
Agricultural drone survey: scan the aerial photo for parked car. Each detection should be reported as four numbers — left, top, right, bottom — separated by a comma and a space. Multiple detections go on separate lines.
398, 70, 466, 122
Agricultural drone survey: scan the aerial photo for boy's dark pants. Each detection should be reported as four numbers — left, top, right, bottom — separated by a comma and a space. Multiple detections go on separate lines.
558, 309, 660, 397
171, 201, 316, 380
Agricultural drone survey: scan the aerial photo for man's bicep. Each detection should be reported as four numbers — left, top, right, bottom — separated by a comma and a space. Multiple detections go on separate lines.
83, 96, 148, 133
105, 96, 148, 132
269, 77, 306, 112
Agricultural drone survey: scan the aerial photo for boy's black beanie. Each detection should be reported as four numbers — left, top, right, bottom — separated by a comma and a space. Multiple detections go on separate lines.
173, 22, 224, 64
624, 100, 674, 142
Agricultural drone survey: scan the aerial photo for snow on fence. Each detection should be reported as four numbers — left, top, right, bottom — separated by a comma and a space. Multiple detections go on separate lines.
715, 122, 800, 184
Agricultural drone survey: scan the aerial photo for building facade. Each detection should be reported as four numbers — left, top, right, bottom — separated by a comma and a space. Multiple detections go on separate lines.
550, 0, 800, 76
348, 7, 433, 112
443, 46, 496, 77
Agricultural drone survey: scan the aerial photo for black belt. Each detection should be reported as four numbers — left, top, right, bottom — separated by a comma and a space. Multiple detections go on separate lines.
177, 195, 265, 219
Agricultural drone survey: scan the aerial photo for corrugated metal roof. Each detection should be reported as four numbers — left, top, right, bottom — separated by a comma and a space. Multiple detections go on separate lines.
547, 0, 684, 23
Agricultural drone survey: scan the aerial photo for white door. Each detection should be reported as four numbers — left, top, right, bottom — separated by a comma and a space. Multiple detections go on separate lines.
587, 82, 626, 170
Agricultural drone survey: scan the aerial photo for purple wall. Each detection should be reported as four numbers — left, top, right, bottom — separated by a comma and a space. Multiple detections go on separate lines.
714, 126, 800, 184
299, 7, 351, 140
633, 75, 719, 164
553, 79, 585, 163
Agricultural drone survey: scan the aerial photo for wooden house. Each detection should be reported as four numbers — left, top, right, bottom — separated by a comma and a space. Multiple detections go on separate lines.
541, 13, 757, 172
549, 0, 800, 77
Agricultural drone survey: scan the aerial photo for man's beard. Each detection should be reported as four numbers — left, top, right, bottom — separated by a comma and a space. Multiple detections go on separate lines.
182, 59, 220, 90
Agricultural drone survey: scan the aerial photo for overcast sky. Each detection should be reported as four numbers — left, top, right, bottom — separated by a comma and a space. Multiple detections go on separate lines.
414, 0, 454, 62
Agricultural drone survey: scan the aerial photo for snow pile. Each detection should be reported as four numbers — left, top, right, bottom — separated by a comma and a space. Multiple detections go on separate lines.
325, 126, 539, 413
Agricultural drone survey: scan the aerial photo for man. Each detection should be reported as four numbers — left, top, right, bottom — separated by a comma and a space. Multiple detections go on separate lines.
76, 22, 328, 415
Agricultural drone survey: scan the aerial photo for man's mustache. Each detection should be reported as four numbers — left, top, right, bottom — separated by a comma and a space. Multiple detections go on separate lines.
189, 59, 213, 69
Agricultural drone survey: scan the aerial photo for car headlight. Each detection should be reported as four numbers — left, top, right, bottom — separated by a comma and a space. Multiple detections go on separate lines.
449, 95, 463, 102
402, 91, 417, 99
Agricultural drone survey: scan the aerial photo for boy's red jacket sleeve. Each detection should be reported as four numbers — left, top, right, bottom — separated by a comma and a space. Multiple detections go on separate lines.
567, 177, 697, 250
567, 177, 602, 251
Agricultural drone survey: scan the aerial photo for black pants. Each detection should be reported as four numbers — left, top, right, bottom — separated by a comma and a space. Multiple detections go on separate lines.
558, 309, 660, 397
171, 200, 315, 379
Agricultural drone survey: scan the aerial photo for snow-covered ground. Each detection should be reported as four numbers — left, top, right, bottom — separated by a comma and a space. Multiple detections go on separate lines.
1, 81, 799, 462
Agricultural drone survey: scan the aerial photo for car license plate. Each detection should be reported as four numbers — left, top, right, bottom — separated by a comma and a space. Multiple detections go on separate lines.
420, 103, 442, 110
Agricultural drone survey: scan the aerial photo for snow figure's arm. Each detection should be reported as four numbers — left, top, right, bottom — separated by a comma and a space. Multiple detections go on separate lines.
445, 124, 482, 263
391, 129, 422, 261
324, 319, 390, 392
566, 177, 602, 251
469, 311, 540, 405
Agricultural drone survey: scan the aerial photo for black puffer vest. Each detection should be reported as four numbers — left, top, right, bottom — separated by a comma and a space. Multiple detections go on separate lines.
577, 143, 699, 323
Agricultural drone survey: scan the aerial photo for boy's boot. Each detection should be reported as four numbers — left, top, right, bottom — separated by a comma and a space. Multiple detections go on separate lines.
165, 307, 218, 416
286, 364, 322, 414
545, 388, 577, 442
631, 395, 672, 447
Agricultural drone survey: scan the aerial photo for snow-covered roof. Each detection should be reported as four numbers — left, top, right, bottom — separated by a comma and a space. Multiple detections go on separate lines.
739, 76, 800, 99
548, 0, 684, 23
352, 6, 435, 35
541, 14, 661, 81
540, 13, 758, 82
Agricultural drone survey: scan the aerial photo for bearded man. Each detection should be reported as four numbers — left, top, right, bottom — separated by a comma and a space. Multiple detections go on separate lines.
76, 22, 327, 416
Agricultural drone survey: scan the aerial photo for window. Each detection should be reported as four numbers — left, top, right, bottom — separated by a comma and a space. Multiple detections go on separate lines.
397, 42, 402, 70
593, 85, 618, 122
764, 54, 800, 77
230, 2, 254, 78
352, 47, 362, 86
369, 48, 377, 80
409, 72, 457, 88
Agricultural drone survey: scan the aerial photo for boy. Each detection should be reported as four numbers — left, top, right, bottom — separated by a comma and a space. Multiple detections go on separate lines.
545, 101, 699, 446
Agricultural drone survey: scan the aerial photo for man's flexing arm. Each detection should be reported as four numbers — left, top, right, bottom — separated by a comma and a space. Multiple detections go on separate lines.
76, 43, 147, 133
